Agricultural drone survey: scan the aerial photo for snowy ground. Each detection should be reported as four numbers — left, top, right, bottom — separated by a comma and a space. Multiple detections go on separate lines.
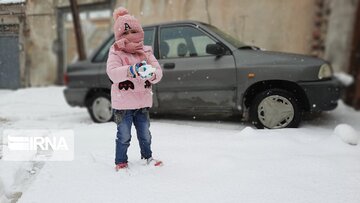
0, 86, 359, 203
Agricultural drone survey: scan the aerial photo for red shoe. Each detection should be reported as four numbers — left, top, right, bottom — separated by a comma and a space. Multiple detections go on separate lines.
115, 163, 128, 171
146, 157, 163, 166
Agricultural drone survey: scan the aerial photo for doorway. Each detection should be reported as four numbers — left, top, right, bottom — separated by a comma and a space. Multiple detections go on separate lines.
56, 1, 114, 85
0, 24, 20, 89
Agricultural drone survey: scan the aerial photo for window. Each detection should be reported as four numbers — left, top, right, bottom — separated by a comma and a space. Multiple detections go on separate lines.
159, 25, 217, 59
144, 28, 155, 47
192, 35, 217, 56
92, 36, 114, 63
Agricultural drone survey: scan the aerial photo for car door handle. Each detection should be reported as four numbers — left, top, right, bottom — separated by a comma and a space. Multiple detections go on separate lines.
163, 63, 175, 69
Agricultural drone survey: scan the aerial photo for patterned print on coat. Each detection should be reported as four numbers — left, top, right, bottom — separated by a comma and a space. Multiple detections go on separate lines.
118, 80, 134, 90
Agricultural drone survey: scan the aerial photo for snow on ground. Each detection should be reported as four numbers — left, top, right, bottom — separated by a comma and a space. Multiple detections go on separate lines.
0, 86, 359, 203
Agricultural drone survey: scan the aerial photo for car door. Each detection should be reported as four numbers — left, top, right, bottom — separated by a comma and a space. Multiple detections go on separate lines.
156, 24, 237, 115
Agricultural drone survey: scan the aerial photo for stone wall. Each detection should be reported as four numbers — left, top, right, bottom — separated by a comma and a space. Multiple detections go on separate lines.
2, 0, 358, 86
115, 0, 316, 54
16, 0, 110, 86
25, 0, 57, 86
325, 0, 359, 72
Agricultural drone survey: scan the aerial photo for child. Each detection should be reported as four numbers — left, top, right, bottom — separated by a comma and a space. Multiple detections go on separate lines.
106, 7, 163, 171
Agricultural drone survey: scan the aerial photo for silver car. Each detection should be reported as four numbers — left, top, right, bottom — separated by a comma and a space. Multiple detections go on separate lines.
64, 20, 342, 129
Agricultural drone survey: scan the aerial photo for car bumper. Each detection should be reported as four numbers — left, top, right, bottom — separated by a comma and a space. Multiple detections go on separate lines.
63, 88, 88, 107
299, 77, 343, 112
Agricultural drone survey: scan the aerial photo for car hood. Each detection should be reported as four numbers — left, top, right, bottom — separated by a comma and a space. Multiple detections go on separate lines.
235, 49, 325, 67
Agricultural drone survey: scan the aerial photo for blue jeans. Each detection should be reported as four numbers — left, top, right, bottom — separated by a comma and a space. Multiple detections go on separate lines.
113, 108, 152, 164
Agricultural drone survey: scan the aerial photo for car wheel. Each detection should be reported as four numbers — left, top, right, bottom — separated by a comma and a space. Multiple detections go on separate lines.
87, 92, 113, 123
250, 89, 301, 129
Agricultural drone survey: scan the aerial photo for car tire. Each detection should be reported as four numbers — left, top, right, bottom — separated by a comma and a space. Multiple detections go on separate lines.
87, 92, 113, 123
250, 88, 301, 129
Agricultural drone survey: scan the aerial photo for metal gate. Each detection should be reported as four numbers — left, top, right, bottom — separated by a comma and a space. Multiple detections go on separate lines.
0, 24, 20, 89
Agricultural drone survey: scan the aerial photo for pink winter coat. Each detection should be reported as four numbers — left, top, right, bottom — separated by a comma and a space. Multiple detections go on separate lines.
106, 45, 163, 110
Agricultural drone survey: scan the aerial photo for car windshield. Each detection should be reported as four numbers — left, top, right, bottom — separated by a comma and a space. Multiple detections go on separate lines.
203, 23, 248, 48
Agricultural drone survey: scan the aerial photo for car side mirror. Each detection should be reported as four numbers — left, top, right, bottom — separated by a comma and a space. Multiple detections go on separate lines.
206, 43, 226, 56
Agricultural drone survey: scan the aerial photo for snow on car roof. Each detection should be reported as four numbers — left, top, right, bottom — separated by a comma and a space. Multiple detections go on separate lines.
0, 0, 25, 4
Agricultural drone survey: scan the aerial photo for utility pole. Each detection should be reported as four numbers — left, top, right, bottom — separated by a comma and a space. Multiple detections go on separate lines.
69, 0, 86, 60
346, 0, 360, 109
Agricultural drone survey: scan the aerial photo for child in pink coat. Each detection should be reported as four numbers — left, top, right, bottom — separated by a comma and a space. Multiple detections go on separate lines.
106, 7, 163, 171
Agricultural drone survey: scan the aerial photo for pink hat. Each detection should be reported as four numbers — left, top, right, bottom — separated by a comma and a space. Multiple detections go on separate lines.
113, 7, 144, 41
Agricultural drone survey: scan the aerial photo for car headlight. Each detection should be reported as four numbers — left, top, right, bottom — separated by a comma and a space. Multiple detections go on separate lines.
318, 63, 332, 79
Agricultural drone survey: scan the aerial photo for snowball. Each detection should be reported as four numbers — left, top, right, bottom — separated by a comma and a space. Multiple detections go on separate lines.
238, 126, 256, 137
333, 124, 359, 145
334, 72, 354, 87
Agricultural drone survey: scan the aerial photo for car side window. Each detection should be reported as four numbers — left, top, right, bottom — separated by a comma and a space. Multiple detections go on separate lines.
144, 28, 155, 47
159, 25, 217, 59
93, 28, 155, 63
93, 36, 114, 63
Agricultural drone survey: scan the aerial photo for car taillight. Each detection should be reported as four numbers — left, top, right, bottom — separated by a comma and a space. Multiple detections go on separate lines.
63, 73, 69, 85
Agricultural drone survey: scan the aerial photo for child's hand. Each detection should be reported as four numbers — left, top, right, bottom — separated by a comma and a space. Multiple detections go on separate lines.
128, 61, 145, 78
137, 64, 156, 79
128, 61, 155, 79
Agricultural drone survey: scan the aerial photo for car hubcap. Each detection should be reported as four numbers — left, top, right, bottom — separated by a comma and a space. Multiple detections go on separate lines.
257, 95, 294, 129
92, 97, 112, 122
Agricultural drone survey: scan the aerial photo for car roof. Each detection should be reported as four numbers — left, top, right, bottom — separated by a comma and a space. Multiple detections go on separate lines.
142, 20, 209, 28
